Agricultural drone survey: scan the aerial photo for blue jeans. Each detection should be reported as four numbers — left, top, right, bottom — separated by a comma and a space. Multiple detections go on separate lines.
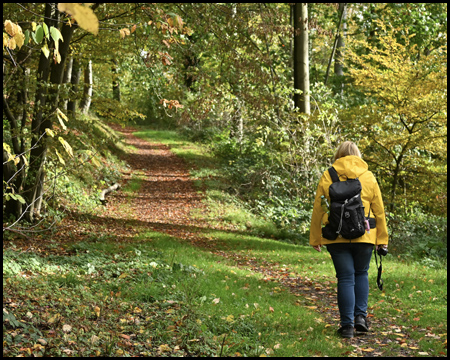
326, 243, 373, 327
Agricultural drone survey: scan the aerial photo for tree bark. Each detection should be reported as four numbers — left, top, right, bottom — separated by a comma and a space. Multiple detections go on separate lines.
67, 58, 82, 116
22, 3, 76, 222
293, 3, 310, 114
111, 58, 121, 102
324, 3, 347, 86
334, 3, 347, 77
22, 3, 55, 222
62, 56, 73, 111
80, 60, 93, 114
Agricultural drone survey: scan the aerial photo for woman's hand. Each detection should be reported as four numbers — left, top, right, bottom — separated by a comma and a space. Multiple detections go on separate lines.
313, 245, 322, 252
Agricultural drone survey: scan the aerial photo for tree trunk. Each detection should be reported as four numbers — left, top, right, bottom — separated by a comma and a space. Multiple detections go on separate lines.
111, 58, 121, 101
293, 3, 310, 114
67, 58, 82, 116
334, 3, 347, 94
2, 48, 29, 220
289, 4, 294, 69
22, 3, 55, 222
22, 3, 76, 222
324, 3, 347, 86
80, 60, 93, 114
62, 56, 73, 111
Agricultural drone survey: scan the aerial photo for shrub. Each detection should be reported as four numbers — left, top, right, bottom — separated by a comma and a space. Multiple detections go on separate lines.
388, 210, 447, 266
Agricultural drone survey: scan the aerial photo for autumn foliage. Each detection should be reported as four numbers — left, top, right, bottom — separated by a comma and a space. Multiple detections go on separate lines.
345, 20, 447, 213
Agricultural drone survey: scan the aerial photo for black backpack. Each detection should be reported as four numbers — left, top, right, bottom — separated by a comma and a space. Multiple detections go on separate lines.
322, 167, 366, 240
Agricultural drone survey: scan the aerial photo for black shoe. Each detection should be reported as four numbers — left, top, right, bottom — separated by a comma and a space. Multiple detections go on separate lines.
337, 325, 354, 338
354, 315, 369, 332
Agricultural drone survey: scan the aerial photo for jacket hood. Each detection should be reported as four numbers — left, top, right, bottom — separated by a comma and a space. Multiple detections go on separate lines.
332, 155, 369, 179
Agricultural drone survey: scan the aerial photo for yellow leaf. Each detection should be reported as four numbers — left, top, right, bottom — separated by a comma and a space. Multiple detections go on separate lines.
14, 30, 25, 49
48, 314, 60, 324
94, 306, 100, 317
56, 109, 67, 130
58, 137, 73, 157
118, 273, 128, 279
4, 20, 17, 36
3, 33, 9, 49
8, 37, 16, 50
119, 28, 131, 39
91, 156, 101, 167
361, 347, 375, 352
58, 3, 99, 35
225, 315, 234, 322
55, 149, 65, 165
158, 344, 171, 353
131, 24, 137, 33
32, 22, 37, 31
41, 43, 50, 58
45, 128, 55, 137
3, 143, 12, 153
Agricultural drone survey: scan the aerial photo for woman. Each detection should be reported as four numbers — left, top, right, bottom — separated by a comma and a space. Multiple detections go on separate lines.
309, 141, 388, 338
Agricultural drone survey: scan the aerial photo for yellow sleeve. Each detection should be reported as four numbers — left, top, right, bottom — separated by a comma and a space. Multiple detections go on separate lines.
371, 180, 389, 245
309, 176, 327, 246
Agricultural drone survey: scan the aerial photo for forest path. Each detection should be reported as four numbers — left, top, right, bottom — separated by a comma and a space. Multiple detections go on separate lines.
100, 124, 211, 243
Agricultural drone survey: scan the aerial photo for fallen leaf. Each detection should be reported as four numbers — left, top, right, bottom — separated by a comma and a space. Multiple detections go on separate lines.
90, 335, 100, 344
361, 347, 375, 352
62, 324, 72, 333
158, 344, 171, 353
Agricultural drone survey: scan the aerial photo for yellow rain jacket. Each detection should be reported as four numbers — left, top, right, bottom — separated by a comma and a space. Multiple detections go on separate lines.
309, 155, 389, 246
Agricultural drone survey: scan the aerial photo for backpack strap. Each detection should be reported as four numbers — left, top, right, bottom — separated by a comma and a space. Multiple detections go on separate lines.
328, 167, 340, 183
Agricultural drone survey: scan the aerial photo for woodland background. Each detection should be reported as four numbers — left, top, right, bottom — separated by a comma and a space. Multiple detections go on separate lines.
3, 3, 447, 269
2, 3, 447, 357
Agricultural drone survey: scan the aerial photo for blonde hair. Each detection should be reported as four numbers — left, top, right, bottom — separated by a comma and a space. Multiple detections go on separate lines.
334, 141, 362, 162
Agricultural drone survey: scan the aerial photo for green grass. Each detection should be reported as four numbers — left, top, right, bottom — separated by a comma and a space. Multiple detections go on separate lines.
3, 231, 447, 357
